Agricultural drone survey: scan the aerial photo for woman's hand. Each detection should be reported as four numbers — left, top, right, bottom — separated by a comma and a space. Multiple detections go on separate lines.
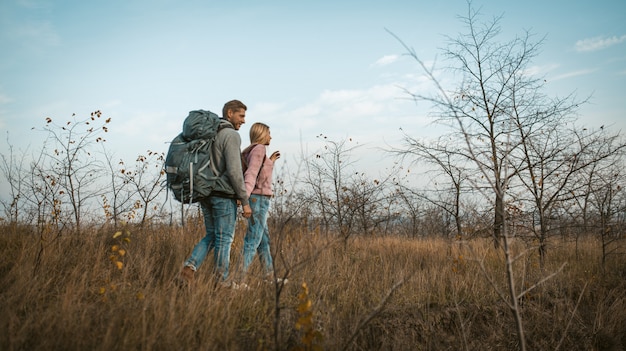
270, 150, 281, 162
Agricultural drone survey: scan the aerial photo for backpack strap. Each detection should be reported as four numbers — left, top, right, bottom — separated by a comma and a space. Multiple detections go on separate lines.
243, 144, 266, 180
217, 123, 234, 132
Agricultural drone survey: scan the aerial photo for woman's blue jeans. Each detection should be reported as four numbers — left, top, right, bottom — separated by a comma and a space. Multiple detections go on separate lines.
242, 194, 273, 274
184, 196, 237, 281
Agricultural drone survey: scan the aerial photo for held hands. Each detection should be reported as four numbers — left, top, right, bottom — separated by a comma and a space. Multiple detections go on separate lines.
270, 150, 281, 162
242, 204, 252, 218
237, 200, 252, 218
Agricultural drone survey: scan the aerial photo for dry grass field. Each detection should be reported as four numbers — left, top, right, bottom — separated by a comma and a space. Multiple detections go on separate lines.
0, 220, 624, 351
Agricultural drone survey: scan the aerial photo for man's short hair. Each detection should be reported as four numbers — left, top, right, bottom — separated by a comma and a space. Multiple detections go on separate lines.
222, 100, 247, 118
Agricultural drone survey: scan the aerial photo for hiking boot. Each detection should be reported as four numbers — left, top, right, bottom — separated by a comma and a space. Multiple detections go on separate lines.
179, 266, 195, 286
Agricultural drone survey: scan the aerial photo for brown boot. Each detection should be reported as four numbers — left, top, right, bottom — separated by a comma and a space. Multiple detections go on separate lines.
179, 266, 195, 286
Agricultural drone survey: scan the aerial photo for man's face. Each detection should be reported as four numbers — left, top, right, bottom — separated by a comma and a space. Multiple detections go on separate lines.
227, 108, 246, 130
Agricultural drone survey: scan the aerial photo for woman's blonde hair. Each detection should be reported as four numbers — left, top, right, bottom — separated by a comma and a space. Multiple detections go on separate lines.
249, 122, 270, 144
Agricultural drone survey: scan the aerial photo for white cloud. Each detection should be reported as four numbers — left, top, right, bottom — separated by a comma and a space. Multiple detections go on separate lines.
500, 63, 595, 83
575, 35, 626, 52
273, 82, 427, 146
319, 89, 362, 103
290, 104, 322, 119
524, 64, 560, 77
115, 110, 177, 143
551, 69, 596, 81
372, 54, 400, 67
315, 84, 404, 119
253, 102, 284, 116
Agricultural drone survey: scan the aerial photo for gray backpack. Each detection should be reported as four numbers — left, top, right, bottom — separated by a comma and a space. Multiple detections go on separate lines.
164, 110, 233, 203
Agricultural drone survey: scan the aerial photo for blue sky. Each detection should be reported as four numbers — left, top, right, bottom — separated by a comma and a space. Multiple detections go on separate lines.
1, 0, 625, 179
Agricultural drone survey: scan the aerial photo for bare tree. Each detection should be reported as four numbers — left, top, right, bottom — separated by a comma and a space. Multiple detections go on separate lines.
30, 111, 111, 233
344, 170, 397, 236
121, 151, 166, 226
389, 8, 543, 247
101, 149, 135, 227
388, 3, 599, 349
392, 135, 470, 238
514, 117, 626, 264
302, 135, 360, 243
392, 184, 423, 238
592, 165, 625, 266
571, 131, 626, 265
0, 135, 28, 226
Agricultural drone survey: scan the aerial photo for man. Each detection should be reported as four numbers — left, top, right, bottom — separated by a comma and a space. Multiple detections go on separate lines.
180, 99, 252, 287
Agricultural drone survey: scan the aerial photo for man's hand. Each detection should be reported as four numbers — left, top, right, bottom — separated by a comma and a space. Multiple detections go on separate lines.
242, 204, 252, 218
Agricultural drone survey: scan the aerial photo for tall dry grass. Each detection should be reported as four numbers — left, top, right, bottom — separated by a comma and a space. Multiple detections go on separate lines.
0, 221, 624, 350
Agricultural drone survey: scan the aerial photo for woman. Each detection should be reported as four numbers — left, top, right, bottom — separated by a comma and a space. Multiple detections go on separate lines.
241, 122, 280, 279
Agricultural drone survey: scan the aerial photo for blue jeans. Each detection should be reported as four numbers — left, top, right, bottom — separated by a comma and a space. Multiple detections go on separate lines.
184, 196, 237, 281
242, 195, 273, 274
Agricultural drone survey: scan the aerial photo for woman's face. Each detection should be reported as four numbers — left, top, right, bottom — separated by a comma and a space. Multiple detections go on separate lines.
264, 130, 272, 145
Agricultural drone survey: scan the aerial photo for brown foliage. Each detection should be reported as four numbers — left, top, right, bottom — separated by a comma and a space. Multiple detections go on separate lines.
0, 223, 624, 350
